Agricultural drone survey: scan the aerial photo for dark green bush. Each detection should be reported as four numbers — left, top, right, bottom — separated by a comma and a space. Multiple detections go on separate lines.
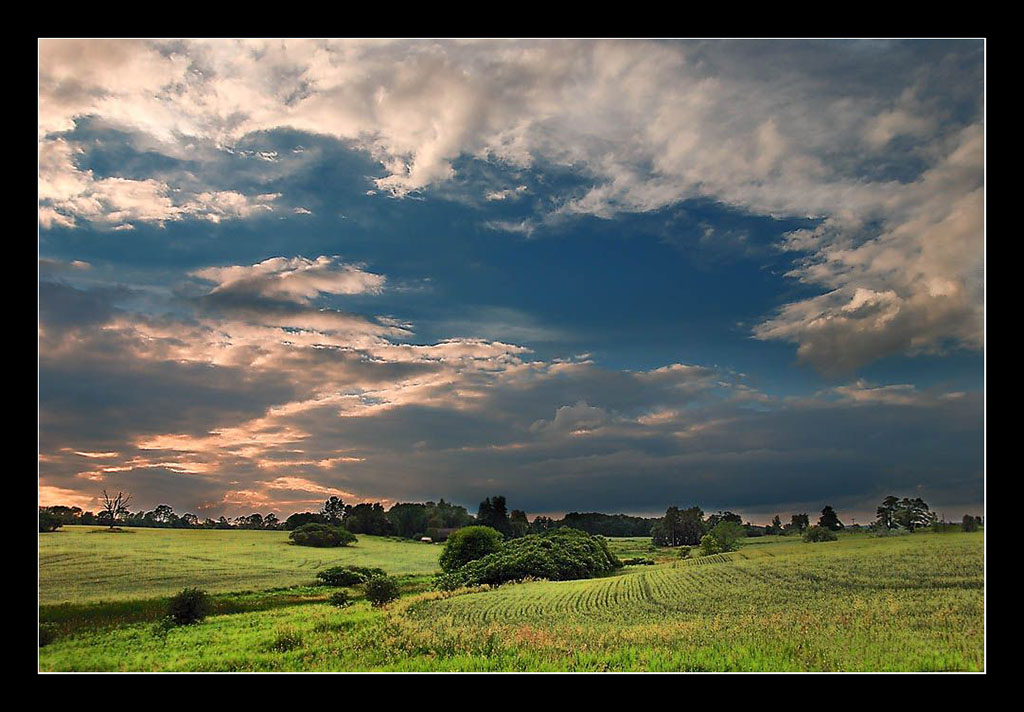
167, 587, 211, 625
677, 546, 692, 558
364, 575, 400, 607
329, 590, 352, 608
622, 556, 656, 565
316, 565, 386, 586
700, 521, 745, 554
433, 571, 467, 591
39, 622, 58, 647
803, 525, 839, 542
288, 523, 357, 548
445, 528, 621, 588
439, 525, 504, 572
39, 512, 63, 533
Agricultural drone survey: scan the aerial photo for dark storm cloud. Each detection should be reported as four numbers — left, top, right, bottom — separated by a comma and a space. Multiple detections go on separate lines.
38, 40, 983, 521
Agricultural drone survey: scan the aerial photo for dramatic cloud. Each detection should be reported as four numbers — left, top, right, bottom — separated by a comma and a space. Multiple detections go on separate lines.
38, 39, 982, 369
38, 137, 280, 229
39, 258, 981, 521
38, 41, 984, 520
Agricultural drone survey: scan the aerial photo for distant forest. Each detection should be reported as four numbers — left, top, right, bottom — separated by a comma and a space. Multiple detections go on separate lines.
39, 492, 983, 540
38, 494, 658, 540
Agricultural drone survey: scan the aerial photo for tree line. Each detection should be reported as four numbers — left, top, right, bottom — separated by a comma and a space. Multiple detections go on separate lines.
39, 489, 983, 539
648, 496, 983, 548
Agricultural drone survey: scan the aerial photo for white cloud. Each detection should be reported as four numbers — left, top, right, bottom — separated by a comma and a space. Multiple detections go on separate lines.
754, 125, 984, 373
191, 255, 386, 303
38, 137, 280, 228
38, 39, 983, 369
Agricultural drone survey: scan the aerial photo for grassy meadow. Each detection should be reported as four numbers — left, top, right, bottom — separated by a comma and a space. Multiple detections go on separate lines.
38, 527, 984, 672
39, 526, 441, 605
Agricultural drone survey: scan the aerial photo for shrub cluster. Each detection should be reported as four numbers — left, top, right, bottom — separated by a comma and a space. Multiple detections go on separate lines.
329, 590, 352, 608
803, 525, 839, 542
440, 528, 621, 588
364, 575, 401, 607
438, 525, 504, 572
39, 512, 63, 533
288, 523, 357, 548
699, 521, 745, 555
316, 565, 386, 586
167, 587, 211, 626
621, 557, 656, 565
39, 622, 58, 647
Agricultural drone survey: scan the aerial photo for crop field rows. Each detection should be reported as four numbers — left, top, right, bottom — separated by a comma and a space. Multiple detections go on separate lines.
39, 530, 984, 671
413, 533, 983, 628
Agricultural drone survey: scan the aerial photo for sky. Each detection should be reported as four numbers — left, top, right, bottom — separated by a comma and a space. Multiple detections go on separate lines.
38, 39, 985, 524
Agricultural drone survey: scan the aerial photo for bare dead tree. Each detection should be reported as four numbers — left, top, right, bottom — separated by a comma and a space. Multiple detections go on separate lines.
100, 490, 132, 529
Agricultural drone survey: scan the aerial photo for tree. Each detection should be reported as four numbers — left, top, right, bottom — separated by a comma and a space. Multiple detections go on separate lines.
558, 512, 656, 536
41, 505, 82, 524
477, 496, 511, 536
652, 506, 683, 546
321, 496, 345, 526
99, 490, 132, 529
652, 505, 704, 547
39, 510, 63, 532
530, 515, 557, 533
344, 502, 392, 535
875, 496, 900, 530
243, 513, 264, 529
284, 512, 326, 530
767, 514, 783, 535
388, 502, 430, 539
962, 514, 981, 532
699, 521, 744, 555
150, 504, 177, 527
893, 497, 934, 532
705, 511, 742, 529
426, 499, 474, 529
818, 505, 845, 532
509, 510, 530, 538
784, 513, 809, 534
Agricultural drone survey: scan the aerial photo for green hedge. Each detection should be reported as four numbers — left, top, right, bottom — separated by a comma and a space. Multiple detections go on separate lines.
288, 523, 357, 548
441, 528, 621, 588
316, 565, 386, 586
439, 525, 504, 572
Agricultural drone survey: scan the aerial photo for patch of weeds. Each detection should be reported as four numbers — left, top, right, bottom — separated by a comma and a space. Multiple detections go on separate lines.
268, 626, 304, 652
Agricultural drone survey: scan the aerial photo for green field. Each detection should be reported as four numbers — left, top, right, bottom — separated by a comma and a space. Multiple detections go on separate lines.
38, 528, 984, 671
39, 526, 441, 604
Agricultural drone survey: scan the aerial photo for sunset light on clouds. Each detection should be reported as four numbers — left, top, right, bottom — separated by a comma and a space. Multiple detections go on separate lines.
38, 39, 984, 523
